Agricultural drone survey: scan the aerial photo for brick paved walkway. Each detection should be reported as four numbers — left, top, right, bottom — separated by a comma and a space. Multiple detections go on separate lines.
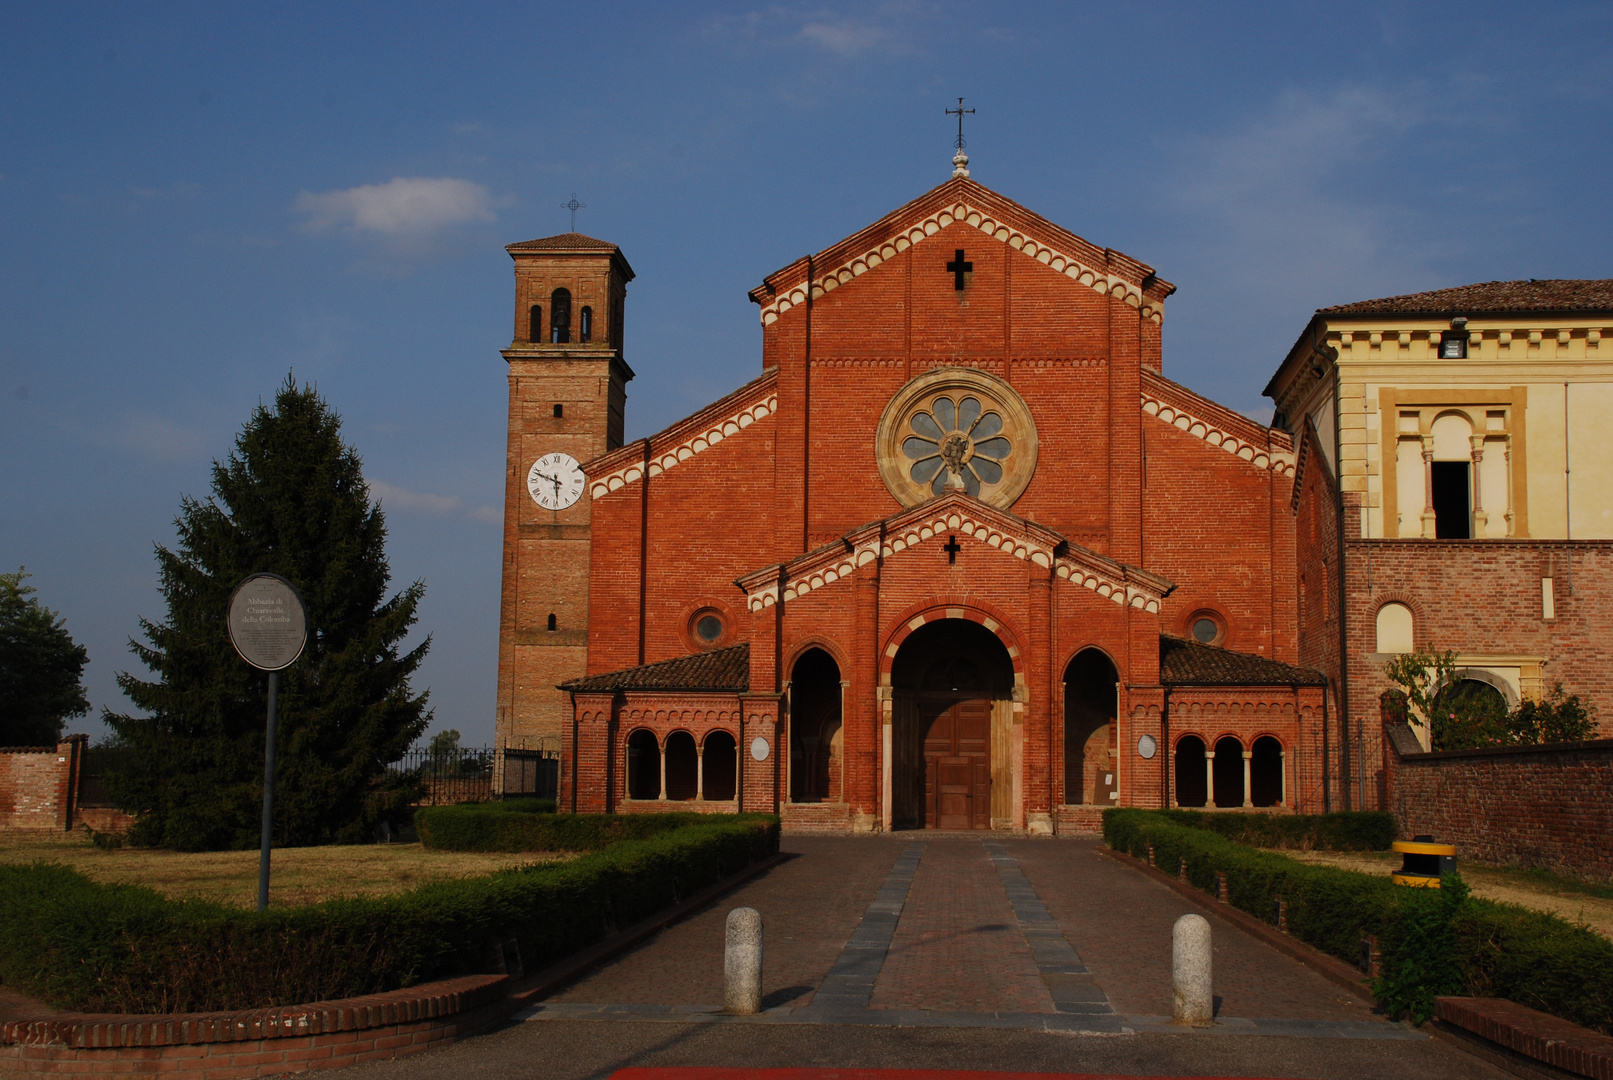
554, 835, 909, 1009
869, 841, 1053, 1014
541, 833, 1379, 1034
1006, 838, 1373, 1022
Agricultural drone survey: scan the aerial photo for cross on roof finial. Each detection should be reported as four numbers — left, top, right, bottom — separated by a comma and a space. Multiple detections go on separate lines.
561, 193, 587, 232
946, 97, 975, 179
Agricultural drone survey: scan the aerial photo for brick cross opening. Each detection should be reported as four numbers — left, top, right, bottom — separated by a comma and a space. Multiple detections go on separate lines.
944, 535, 962, 564
947, 249, 972, 291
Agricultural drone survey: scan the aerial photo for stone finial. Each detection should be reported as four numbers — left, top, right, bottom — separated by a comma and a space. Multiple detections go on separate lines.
952, 149, 970, 179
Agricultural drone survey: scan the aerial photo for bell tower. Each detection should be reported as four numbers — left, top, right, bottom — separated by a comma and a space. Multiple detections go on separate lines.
495, 233, 634, 753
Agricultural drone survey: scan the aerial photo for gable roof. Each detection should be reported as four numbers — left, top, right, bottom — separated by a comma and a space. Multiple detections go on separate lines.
1159, 635, 1326, 687
1318, 279, 1613, 317
583, 369, 778, 498
506, 232, 621, 253
1141, 369, 1295, 477
747, 177, 1176, 327
560, 643, 750, 694
734, 490, 1175, 615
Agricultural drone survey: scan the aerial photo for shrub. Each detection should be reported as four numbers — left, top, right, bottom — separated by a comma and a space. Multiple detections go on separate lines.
1103, 808, 1613, 1031
0, 816, 778, 1015
415, 807, 758, 852
1158, 809, 1395, 851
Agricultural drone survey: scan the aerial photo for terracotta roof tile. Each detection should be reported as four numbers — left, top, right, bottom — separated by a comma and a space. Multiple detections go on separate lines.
560, 644, 749, 693
1160, 636, 1326, 687
506, 232, 620, 252
1319, 279, 1613, 317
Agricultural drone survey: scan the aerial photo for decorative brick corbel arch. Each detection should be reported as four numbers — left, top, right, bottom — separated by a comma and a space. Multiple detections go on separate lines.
785, 635, 853, 680
1369, 590, 1429, 649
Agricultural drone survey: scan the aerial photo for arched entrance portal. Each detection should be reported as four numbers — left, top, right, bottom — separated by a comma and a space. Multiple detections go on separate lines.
890, 619, 1014, 830
789, 648, 843, 803
1063, 648, 1118, 805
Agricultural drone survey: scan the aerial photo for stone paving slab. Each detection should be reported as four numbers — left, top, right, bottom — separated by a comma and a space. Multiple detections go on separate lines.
1005, 838, 1374, 1023
870, 841, 1055, 1014
985, 841, 1114, 1017
553, 836, 910, 1009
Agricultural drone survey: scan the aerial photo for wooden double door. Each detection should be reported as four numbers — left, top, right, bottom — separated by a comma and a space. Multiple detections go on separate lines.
922, 696, 991, 829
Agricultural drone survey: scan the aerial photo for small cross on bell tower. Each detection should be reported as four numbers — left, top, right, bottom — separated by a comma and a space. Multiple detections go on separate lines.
946, 97, 975, 178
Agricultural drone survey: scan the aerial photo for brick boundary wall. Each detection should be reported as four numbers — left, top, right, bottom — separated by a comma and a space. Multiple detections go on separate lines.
0, 974, 510, 1078
1382, 724, 1613, 880
0, 739, 84, 832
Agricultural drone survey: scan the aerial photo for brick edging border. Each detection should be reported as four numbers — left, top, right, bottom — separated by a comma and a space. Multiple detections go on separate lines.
0, 849, 789, 1076
1097, 844, 1374, 1000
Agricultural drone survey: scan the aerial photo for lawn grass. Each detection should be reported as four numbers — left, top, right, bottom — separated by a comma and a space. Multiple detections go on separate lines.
1275, 847, 1613, 940
0, 829, 569, 908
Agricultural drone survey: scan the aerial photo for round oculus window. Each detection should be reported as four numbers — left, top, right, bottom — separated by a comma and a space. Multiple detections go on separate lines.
1192, 617, 1221, 644
876, 367, 1038, 509
695, 614, 724, 642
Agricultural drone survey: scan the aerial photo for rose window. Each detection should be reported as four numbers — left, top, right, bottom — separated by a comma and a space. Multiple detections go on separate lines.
876, 367, 1038, 510
902, 395, 1012, 498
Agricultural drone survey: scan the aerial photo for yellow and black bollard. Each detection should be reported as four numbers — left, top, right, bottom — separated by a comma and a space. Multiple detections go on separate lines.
1391, 834, 1457, 887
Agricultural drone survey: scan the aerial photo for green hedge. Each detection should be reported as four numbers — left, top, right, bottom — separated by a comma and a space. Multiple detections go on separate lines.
1157, 809, 1395, 851
1103, 809, 1613, 1032
0, 816, 778, 1015
416, 806, 768, 852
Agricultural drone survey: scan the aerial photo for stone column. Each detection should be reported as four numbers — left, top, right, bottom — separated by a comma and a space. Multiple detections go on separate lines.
658, 736, 667, 801
1242, 749, 1253, 808
1279, 748, 1288, 807
1470, 435, 1488, 535
1504, 435, 1515, 536
1204, 749, 1215, 808
1420, 436, 1438, 538
696, 743, 704, 801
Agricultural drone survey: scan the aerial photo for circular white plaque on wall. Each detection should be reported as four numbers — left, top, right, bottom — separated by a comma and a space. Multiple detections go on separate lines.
1137, 734, 1158, 760
750, 737, 771, 762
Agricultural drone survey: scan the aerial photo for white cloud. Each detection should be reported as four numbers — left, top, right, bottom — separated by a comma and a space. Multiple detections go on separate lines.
798, 18, 890, 56
294, 177, 495, 237
370, 479, 463, 516
120, 413, 207, 463
371, 480, 501, 525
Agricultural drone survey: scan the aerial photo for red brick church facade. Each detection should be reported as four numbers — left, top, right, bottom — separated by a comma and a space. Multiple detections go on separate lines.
497, 175, 1333, 832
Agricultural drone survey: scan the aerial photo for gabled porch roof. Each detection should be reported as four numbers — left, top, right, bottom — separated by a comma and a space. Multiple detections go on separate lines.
734, 491, 1175, 614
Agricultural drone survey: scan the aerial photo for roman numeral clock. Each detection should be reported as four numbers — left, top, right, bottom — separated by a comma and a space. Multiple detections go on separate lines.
527, 451, 585, 511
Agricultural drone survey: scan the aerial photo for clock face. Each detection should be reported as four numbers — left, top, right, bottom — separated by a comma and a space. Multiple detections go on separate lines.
527, 452, 585, 510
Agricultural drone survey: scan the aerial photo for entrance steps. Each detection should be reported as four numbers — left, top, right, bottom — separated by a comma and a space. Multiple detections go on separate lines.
781, 802, 854, 833
1054, 805, 1107, 835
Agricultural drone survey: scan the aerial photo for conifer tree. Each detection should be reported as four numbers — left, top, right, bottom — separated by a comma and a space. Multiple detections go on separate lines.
0, 568, 90, 745
107, 376, 430, 850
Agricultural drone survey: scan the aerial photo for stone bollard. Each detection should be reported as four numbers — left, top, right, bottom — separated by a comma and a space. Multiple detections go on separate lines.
724, 907, 763, 1014
1172, 914, 1213, 1027
1216, 871, 1228, 903
1147, 844, 1156, 867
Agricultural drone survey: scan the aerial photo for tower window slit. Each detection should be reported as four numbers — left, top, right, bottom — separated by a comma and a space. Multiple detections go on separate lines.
579, 306, 592, 343
528, 305, 542, 343
547, 613, 557, 631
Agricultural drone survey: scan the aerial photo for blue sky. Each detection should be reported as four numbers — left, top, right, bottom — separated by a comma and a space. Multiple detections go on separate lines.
3, 2, 1609, 746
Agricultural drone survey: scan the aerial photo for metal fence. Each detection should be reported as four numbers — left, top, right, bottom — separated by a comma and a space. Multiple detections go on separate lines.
386, 744, 560, 805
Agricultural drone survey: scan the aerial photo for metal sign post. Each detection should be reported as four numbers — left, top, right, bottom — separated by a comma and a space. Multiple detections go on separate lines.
227, 573, 308, 911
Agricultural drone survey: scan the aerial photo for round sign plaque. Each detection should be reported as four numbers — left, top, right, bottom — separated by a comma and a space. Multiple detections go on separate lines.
227, 573, 308, 672
1137, 734, 1158, 760
749, 736, 771, 762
